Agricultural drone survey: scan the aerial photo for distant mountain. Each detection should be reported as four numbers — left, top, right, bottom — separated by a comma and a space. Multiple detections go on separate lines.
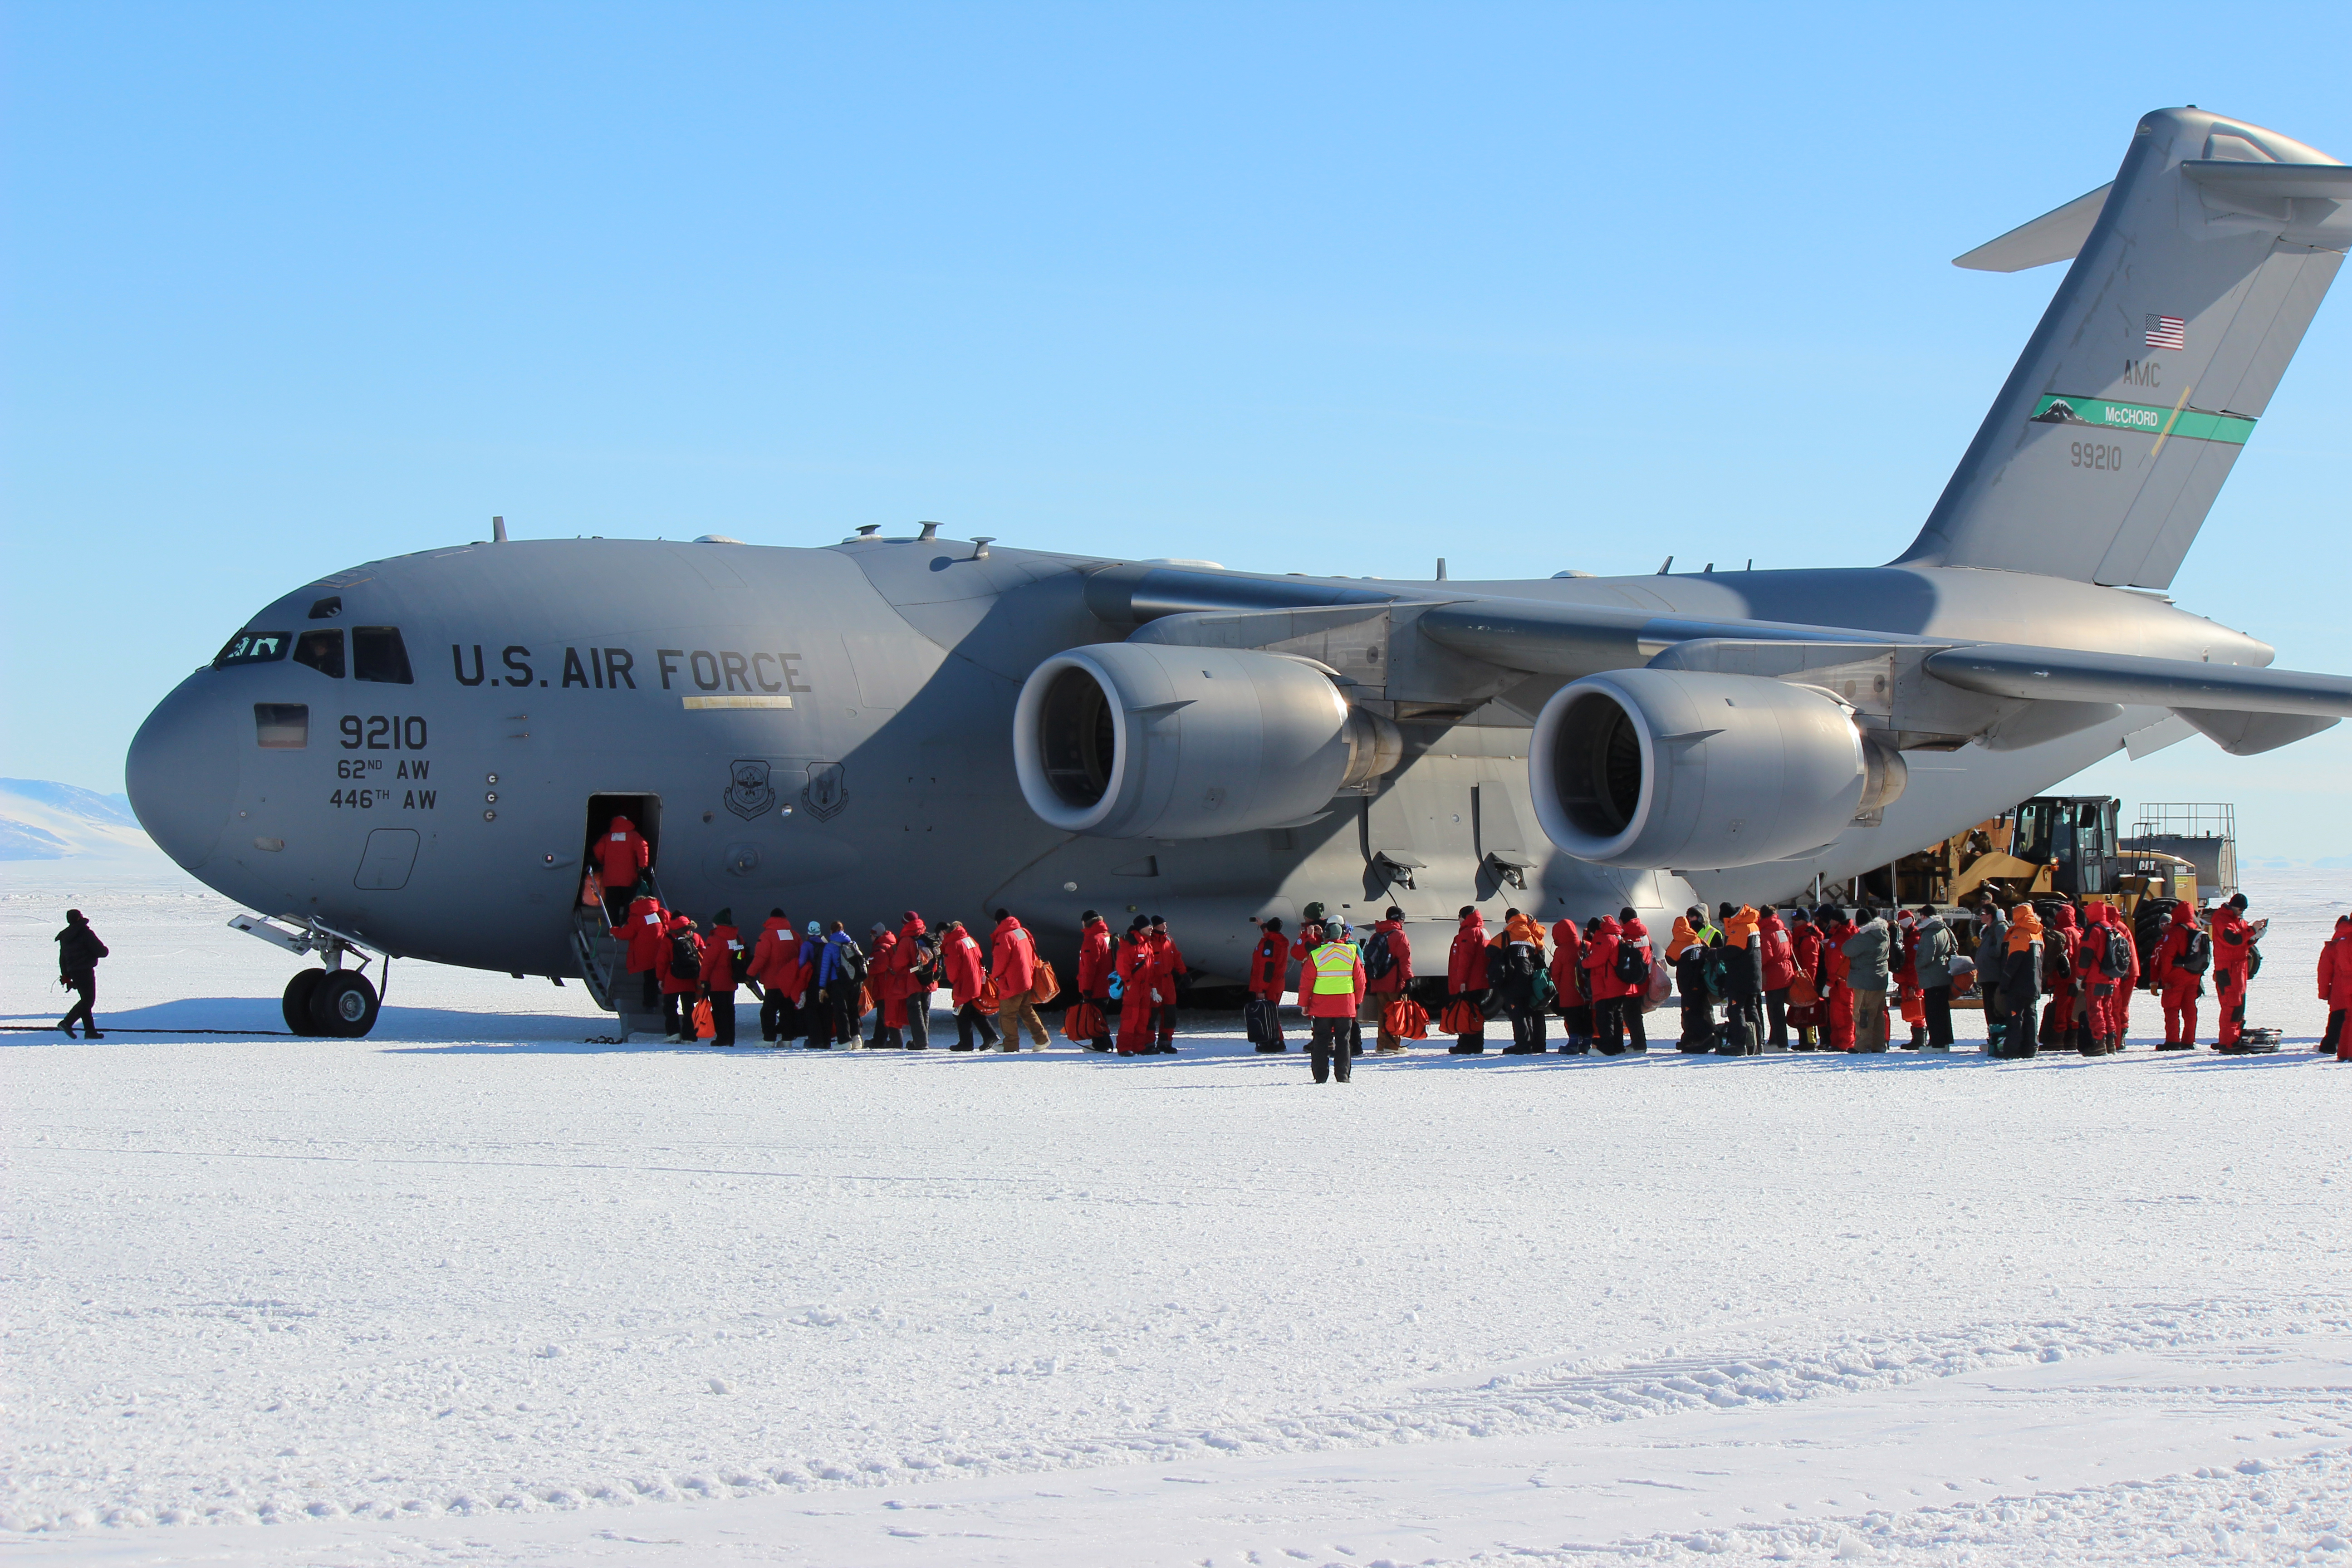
0, 779, 161, 863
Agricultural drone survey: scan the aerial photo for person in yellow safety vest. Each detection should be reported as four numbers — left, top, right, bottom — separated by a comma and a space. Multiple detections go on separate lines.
1301, 926, 1367, 1084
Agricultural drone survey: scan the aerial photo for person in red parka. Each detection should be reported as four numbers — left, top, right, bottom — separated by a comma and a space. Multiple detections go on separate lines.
2208, 894, 2263, 1050
1069, 911, 1114, 1052
941, 919, 1001, 1051
701, 908, 743, 1046
1759, 906, 1797, 1050
1446, 906, 1491, 1054
1583, 915, 1627, 1054
868, 912, 923, 1049
622, 883, 668, 1014
989, 909, 1047, 1051
1613, 908, 1655, 1053
1113, 921, 1156, 1056
2320, 914, 2352, 1059
746, 908, 801, 1044
655, 913, 702, 1042
2080, 903, 2132, 1054
1146, 916, 1187, 1053
2150, 902, 2205, 1049
1548, 916, 1590, 1053
1787, 908, 1825, 1049
1246, 917, 1291, 1053
594, 815, 652, 921
1820, 907, 1857, 1052
1363, 906, 1414, 1053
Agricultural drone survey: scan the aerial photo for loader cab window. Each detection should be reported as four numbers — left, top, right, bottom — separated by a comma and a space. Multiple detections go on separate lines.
214, 629, 291, 668
353, 626, 413, 684
2013, 800, 2054, 864
294, 629, 345, 678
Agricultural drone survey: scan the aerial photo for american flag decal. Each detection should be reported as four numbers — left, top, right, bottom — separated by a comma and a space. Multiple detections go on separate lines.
2145, 314, 2186, 351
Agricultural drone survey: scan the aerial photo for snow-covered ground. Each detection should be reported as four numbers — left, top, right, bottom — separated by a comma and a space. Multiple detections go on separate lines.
5, 867, 2351, 1567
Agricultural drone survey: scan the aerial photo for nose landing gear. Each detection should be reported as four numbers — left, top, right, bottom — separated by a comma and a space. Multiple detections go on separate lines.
233, 913, 390, 1039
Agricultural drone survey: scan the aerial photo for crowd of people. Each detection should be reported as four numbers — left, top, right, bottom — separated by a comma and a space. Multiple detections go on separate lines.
44, 847, 2345, 1066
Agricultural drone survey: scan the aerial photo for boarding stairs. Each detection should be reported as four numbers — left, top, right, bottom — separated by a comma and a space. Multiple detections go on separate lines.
571, 876, 667, 1037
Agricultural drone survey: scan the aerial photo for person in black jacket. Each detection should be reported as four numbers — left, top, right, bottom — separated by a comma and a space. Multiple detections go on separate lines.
56, 909, 108, 1039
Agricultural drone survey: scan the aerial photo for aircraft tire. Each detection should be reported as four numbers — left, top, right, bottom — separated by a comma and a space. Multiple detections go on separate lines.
282, 969, 326, 1035
311, 971, 381, 1038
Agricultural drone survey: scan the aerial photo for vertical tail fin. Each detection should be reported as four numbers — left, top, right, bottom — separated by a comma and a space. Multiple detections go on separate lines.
1897, 108, 2349, 589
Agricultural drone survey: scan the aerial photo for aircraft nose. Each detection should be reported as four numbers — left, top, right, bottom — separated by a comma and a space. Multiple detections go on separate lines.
127, 677, 241, 871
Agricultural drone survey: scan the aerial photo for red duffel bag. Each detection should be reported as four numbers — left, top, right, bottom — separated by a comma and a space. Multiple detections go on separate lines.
1440, 998, 1484, 1036
1383, 995, 1430, 1040
1061, 1000, 1106, 1042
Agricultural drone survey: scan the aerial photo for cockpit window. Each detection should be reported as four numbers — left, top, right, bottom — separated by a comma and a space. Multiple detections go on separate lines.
353, 626, 413, 684
214, 630, 291, 667
294, 629, 346, 678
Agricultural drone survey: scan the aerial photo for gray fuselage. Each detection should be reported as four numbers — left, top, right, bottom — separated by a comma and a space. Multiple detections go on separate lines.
127, 533, 2257, 983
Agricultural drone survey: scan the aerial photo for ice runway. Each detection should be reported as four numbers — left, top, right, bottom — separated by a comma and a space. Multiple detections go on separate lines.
5, 872, 2351, 1565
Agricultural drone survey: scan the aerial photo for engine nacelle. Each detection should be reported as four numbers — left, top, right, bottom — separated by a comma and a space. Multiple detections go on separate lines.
1529, 669, 1903, 870
1013, 644, 1399, 838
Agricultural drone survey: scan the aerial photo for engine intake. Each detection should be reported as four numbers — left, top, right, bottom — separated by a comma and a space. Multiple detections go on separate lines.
1529, 669, 1902, 869
1014, 644, 1398, 838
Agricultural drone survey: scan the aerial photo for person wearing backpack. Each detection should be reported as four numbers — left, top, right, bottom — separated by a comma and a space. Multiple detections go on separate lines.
2038, 902, 2082, 1052
656, 914, 704, 1043
2081, 903, 2134, 1054
2149, 902, 2208, 1049
1718, 903, 1764, 1054
1362, 906, 1414, 1053
1494, 910, 1547, 1053
813, 921, 866, 1048
54, 908, 108, 1039
1910, 904, 1958, 1050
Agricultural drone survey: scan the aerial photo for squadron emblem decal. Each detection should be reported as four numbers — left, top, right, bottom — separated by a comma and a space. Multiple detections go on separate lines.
724, 758, 777, 821
803, 761, 849, 822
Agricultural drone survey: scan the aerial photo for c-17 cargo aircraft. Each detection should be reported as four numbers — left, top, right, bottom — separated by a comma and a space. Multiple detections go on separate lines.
128, 106, 2352, 1038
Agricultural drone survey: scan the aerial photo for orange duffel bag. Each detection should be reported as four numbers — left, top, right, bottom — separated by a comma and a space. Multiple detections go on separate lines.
1440, 998, 1484, 1036
1061, 999, 1106, 1042
1382, 995, 1430, 1040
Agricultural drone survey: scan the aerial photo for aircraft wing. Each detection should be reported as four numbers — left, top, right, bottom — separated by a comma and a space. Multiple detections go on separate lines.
1921, 642, 2352, 719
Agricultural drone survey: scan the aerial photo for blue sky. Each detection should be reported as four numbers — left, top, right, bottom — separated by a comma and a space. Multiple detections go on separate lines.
5, 3, 2350, 854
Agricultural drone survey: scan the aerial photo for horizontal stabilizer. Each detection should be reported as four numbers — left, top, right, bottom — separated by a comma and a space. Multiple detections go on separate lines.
1952, 183, 2112, 272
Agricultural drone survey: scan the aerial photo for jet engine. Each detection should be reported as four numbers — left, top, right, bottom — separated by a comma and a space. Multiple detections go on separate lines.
1528, 670, 1905, 870
1013, 644, 1401, 838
